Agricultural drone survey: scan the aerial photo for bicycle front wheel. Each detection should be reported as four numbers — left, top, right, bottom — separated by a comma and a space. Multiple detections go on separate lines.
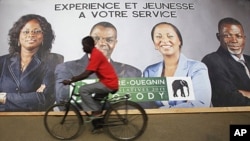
44, 103, 83, 140
104, 101, 148, 141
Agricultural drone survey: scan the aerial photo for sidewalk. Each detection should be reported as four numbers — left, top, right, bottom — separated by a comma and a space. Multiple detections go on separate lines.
0, 112, 250, 141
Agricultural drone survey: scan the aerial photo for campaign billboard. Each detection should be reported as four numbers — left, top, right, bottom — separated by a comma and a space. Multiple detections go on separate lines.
0, 0, 250, 113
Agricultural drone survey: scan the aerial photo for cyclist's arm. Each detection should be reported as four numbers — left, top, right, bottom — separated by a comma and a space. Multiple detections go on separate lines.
71, 70, 94, 82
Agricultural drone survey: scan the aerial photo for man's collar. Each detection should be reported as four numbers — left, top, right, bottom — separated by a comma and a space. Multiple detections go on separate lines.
231, 54, 244, 62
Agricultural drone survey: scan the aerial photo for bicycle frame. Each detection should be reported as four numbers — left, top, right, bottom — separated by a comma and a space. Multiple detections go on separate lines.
66, 84, 130, 119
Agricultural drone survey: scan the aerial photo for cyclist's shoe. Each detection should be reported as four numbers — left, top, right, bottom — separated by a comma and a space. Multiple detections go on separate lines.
91, 118, 104, 134
91, 128, 103, 134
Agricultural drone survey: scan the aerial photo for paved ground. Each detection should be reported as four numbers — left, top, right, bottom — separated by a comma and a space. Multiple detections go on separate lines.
0, 112, 250, 141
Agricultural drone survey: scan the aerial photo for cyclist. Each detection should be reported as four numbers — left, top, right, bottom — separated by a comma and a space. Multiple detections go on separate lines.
62, 36, 119, 117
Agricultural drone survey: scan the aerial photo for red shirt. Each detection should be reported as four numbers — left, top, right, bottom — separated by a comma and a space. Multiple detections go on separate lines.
86, 48, 119, 90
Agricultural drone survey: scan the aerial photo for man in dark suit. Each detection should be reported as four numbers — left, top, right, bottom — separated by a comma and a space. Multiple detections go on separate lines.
55, 22, 143, 106
202, 17, 250, 107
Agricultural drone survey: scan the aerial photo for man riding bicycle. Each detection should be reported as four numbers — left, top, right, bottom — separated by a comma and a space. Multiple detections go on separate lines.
62, 36, 119, 117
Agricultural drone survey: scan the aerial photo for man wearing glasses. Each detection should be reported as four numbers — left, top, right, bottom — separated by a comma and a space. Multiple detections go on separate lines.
55, 22, 142, 105
202, 17, 250, 107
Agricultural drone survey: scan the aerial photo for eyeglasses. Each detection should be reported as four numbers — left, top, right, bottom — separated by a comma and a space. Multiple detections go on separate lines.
92, 36, 116, 44
21, 29, 43, 35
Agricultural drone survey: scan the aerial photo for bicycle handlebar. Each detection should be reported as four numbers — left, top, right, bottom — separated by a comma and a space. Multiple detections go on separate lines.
60, 81, 75, 87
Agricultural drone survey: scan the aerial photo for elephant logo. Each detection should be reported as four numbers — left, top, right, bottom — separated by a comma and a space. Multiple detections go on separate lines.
172, 79, 189, 97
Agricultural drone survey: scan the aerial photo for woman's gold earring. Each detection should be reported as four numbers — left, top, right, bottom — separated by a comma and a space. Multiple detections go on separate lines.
18, 41, 20, 47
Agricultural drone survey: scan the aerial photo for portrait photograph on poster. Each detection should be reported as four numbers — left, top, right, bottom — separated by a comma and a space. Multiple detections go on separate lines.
0, 0, 250, 114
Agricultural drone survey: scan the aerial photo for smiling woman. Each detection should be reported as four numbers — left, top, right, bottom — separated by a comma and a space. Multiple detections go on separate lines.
0, 14, 64, 112
143, 22, 212, 109
19, 19, 44, 72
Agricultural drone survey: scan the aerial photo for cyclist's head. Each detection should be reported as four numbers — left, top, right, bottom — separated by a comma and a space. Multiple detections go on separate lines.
82, 36, 95, 53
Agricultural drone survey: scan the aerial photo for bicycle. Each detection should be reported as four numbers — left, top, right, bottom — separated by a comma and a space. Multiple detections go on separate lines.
44, 83, 148, 141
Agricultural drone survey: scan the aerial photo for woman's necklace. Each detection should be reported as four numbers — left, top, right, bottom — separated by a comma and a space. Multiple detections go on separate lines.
21, 60, 31, 72
20, 51, 35, 72
21, 63, 27, 72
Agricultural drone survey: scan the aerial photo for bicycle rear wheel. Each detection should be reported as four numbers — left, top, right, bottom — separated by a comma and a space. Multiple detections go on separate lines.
44, 103, 83, 140
104, 101, 148, 141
